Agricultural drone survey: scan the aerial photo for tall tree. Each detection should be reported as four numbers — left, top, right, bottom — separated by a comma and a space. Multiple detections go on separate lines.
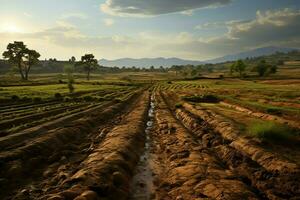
3, 42, 25, 79
2, 41, 41, 80
78, 54, 99, 80
23, 49, 40, 80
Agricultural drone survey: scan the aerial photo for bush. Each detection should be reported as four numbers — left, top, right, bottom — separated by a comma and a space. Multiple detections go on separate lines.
54, 93, 62, 99
182, 94, 220, 103
11, 95, 20, 101
248, 122, 294, 142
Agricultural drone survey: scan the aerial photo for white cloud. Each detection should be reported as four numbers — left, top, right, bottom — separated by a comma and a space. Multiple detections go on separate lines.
1, 8, 299, 60
103, 18, 115, 26
100, 0, 232, 17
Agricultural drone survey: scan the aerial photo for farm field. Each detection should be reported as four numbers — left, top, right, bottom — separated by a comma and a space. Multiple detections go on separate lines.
0, 74, 299, 200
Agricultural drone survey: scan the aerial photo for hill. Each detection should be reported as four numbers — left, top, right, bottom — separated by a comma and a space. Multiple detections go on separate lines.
206, 46, 298, 64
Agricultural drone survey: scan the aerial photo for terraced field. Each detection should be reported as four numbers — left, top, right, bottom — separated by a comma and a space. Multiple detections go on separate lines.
0, 79, 299, 200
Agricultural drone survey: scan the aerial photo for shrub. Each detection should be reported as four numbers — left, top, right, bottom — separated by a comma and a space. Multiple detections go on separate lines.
11, 95, 20, 101
248, 121, 293, 142
182, 94, 220, 103
54, 93, 62, 99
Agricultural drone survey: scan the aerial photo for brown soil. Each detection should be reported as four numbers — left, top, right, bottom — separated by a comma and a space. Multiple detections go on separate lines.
1, 89, 299, 200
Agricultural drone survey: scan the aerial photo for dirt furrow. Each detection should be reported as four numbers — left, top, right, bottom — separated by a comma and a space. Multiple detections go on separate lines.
161, 92, 300, 199
0, 91, 144, 200
43, 92, 150, 200
151, 92, 258, 200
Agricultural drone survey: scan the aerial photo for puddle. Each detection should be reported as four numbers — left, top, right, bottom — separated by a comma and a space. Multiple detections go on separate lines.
129, 96, 155, 200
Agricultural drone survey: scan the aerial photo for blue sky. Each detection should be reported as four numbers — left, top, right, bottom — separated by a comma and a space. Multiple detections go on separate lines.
0, 0, 300, 60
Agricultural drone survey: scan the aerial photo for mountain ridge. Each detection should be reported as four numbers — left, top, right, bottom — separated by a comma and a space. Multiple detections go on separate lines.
99, 46, 298, 68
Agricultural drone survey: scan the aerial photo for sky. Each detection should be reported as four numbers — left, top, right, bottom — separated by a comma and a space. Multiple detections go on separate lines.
0, 0, 300, 61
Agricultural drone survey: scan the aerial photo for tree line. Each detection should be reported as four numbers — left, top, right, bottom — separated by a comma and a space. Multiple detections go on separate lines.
2, 41, 99, 81
2, 41, 280, 81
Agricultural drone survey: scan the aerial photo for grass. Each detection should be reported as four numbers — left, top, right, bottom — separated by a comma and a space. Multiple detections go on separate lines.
0, 84, 128, 100
247, 121, 295, 142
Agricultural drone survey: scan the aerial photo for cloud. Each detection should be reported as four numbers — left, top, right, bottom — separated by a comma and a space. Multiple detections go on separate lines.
195, 21, 226, 30
103, 18, 115, 26
1, 8, 299, 60
226, 8, 300, 44
100, 0, 232, 17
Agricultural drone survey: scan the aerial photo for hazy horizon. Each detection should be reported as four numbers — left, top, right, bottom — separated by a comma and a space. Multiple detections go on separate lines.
1, 0, 300, 60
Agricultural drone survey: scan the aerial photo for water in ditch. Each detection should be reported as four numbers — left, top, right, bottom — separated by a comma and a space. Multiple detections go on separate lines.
129, 96, 156, 200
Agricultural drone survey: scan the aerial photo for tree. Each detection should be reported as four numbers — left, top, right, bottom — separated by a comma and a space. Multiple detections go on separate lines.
231, 60, 246, 77
69, 56, 76, 63
255, 60, 268, 77
77, 54, 98, 80
23, 49, 40, 80
255, 60, 277, 77
2, 41, 40, 80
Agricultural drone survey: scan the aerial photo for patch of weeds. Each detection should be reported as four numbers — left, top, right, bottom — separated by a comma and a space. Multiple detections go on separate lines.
247, 121, 295, 142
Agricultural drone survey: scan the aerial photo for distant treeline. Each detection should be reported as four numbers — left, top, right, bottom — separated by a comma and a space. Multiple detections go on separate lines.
1, 50, 299, 76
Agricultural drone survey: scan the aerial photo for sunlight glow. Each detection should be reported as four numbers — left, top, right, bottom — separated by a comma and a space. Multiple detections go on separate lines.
1, 22, 23, 33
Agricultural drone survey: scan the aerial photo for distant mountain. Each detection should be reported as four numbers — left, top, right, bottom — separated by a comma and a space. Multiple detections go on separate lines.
205, 46, 298, 64
99, 57, 204, 68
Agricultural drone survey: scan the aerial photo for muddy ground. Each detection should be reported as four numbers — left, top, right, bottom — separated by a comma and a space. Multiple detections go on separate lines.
0, 90, 299, 200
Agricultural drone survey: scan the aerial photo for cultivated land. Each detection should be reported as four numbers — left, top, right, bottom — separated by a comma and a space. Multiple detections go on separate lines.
0, 69, 299, 200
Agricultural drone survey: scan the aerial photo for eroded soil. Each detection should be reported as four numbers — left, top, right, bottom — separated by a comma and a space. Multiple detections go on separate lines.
1, 89, 299, 200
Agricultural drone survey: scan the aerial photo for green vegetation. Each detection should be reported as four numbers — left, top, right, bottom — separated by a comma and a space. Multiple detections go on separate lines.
230, 60, 246, 77
64, 65, 75, 93
77, 54, 99, 81
247, 121, 294, 142
2, 41, 40, 80
254, 60, 277, 77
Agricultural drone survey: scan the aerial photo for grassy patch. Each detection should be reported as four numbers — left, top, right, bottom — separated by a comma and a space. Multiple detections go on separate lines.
247, 121, 295, 142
